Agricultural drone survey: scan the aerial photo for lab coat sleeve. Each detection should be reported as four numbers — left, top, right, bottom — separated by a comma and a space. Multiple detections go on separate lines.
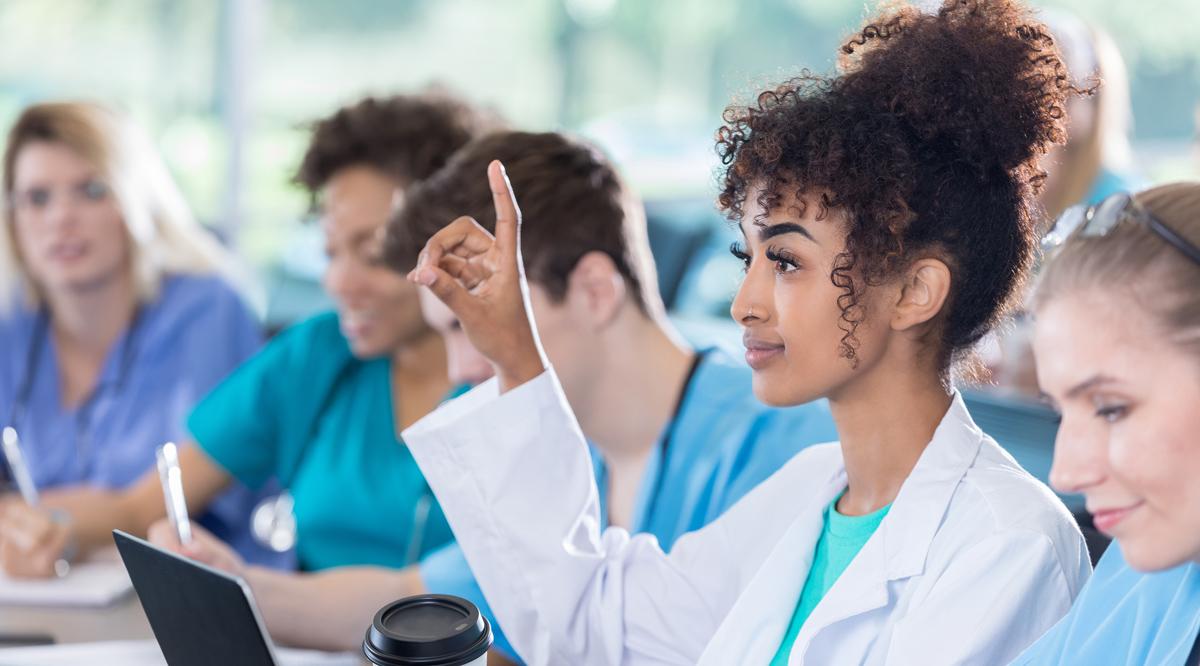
404, 370, 753, 666
885, 529, 1082, 665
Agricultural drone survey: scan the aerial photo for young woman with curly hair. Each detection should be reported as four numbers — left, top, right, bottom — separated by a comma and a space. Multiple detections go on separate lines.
401, 1, 1091, 663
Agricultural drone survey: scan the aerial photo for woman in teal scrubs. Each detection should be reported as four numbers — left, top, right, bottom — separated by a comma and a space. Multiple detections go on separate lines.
1016, 183, 1200, 665
1, 93, 492, 578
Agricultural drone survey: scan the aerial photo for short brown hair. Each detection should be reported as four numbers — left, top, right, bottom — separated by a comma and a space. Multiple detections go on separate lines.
385, 131, 660, 314
293, 91, 496, 198
1033, 182, 1200, 360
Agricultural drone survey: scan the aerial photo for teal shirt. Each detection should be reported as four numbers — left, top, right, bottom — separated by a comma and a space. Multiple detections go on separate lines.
187, 312, 455, 571
769, 496, 892, 666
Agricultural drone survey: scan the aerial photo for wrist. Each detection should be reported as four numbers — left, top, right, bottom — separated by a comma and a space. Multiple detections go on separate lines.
497, 354, 546, 393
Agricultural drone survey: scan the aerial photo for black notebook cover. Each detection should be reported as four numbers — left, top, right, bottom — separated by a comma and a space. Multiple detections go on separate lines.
113, 530, 276, 666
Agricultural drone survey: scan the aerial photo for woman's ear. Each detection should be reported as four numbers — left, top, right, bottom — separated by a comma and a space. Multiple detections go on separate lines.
891, 258, 952, 332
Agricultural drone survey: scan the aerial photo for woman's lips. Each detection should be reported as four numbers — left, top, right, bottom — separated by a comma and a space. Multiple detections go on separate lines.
46, 239, 89, 263
1090, 502, 1143, 535
743, 336, 785, 370
339, 313, 375, 342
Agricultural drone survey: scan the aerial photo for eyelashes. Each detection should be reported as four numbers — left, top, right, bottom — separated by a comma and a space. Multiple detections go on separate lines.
1095, 404, 1129, 423
728, 242, 803, 274
729, 242, 751, 270
766, 247, 801, 273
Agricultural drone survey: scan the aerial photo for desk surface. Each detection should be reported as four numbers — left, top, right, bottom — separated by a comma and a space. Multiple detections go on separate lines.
0, 594, 153, 645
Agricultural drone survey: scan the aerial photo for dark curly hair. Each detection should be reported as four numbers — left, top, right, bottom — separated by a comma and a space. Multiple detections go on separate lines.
293, 91, 499, 199
717, 0, 1086, 369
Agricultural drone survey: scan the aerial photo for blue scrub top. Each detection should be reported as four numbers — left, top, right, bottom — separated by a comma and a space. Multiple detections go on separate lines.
1013, 543, 1200, 666
188, 311, 456, 572
419, 346, 839, 660
0, 273, 286, 567
1084, 167, 1142, 207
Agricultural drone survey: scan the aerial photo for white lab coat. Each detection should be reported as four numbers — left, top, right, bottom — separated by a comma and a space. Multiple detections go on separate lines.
404, 370, 1091, 665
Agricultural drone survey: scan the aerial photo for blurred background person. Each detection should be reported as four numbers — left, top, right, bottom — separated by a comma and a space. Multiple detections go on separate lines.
0, 101, 282, 576
983, 11, 1144, 398
1038, 10, 1142, 221
0, 93, 495, 581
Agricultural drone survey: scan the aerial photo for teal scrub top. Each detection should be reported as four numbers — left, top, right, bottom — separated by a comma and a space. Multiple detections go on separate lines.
419, 347, 839, 660
188, 312, 455, 571
1013, 543, 1200, 666
769, 496, 891, 666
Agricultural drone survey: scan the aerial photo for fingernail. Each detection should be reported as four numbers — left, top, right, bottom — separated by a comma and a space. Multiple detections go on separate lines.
417, 269, 437, 286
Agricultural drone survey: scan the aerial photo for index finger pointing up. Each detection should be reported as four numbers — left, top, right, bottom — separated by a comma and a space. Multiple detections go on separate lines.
488, 160, 521, 255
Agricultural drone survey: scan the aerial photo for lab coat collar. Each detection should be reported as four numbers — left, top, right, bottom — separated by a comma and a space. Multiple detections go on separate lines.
792, 393, 981, 650
880, 391, 983, 580
698, 392, 984, 664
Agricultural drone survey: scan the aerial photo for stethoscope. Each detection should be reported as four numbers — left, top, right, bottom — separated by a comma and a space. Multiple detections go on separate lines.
250, 481, 435, 566
596, 351, 705, 530
7, 305, 145, 481
248, 362, 435, 564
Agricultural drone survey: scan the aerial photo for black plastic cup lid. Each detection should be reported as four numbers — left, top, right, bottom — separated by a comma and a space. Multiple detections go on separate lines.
363, 594, 493, 666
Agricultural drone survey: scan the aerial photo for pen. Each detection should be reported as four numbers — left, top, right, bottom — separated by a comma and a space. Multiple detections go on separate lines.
1, 426, 71, 577
2, 427, 39, 506
155, 442, 193, 546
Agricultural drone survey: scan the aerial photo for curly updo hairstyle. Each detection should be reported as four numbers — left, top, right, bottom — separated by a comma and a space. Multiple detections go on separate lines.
717, 0, 1085, 370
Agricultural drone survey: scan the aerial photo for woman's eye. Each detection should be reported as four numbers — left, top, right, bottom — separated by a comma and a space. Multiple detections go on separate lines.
765, 247, 801, 274
729, 242, 751, 271
23, 188, 51, 208
79, 179, 110, 202
1094, 404, 1129, 423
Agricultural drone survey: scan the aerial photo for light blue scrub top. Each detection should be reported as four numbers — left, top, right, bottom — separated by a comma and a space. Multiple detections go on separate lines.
0, 274, 287, 567
1084, 167, 1141, 207
188, 312, 456, 572
1013, 543, 1200, 666
419, 346, 839, 660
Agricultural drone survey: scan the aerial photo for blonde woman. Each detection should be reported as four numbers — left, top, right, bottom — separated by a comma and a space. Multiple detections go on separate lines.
1014, 183, 1200, 665
0, 101, 278, 575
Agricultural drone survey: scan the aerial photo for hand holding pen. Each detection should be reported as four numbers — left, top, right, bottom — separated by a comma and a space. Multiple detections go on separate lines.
0, 427, 73, 578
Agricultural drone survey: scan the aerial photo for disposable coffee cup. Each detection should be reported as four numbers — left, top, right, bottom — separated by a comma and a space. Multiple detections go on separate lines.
363, 594, 492, 666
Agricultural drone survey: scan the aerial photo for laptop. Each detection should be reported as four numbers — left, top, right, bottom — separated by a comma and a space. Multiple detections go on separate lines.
113, 530, 278, 666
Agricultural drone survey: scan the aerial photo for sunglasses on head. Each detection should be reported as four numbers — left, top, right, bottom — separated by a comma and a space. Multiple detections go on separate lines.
1042, 192, 1200, 267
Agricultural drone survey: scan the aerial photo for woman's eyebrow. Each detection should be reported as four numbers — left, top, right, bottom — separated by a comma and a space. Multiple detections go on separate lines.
757, 221, 817, 245
1066, 374, 1119, 400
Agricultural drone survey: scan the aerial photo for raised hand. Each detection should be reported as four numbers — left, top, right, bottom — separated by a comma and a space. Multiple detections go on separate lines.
408, 160, 548, 392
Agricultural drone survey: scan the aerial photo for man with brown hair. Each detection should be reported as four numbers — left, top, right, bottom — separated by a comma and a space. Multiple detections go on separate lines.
386, 131, 837, 662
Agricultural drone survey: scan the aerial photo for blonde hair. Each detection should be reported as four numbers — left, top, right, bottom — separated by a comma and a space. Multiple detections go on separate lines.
1033, 182, 1200, 359
0, 101, 258, 314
